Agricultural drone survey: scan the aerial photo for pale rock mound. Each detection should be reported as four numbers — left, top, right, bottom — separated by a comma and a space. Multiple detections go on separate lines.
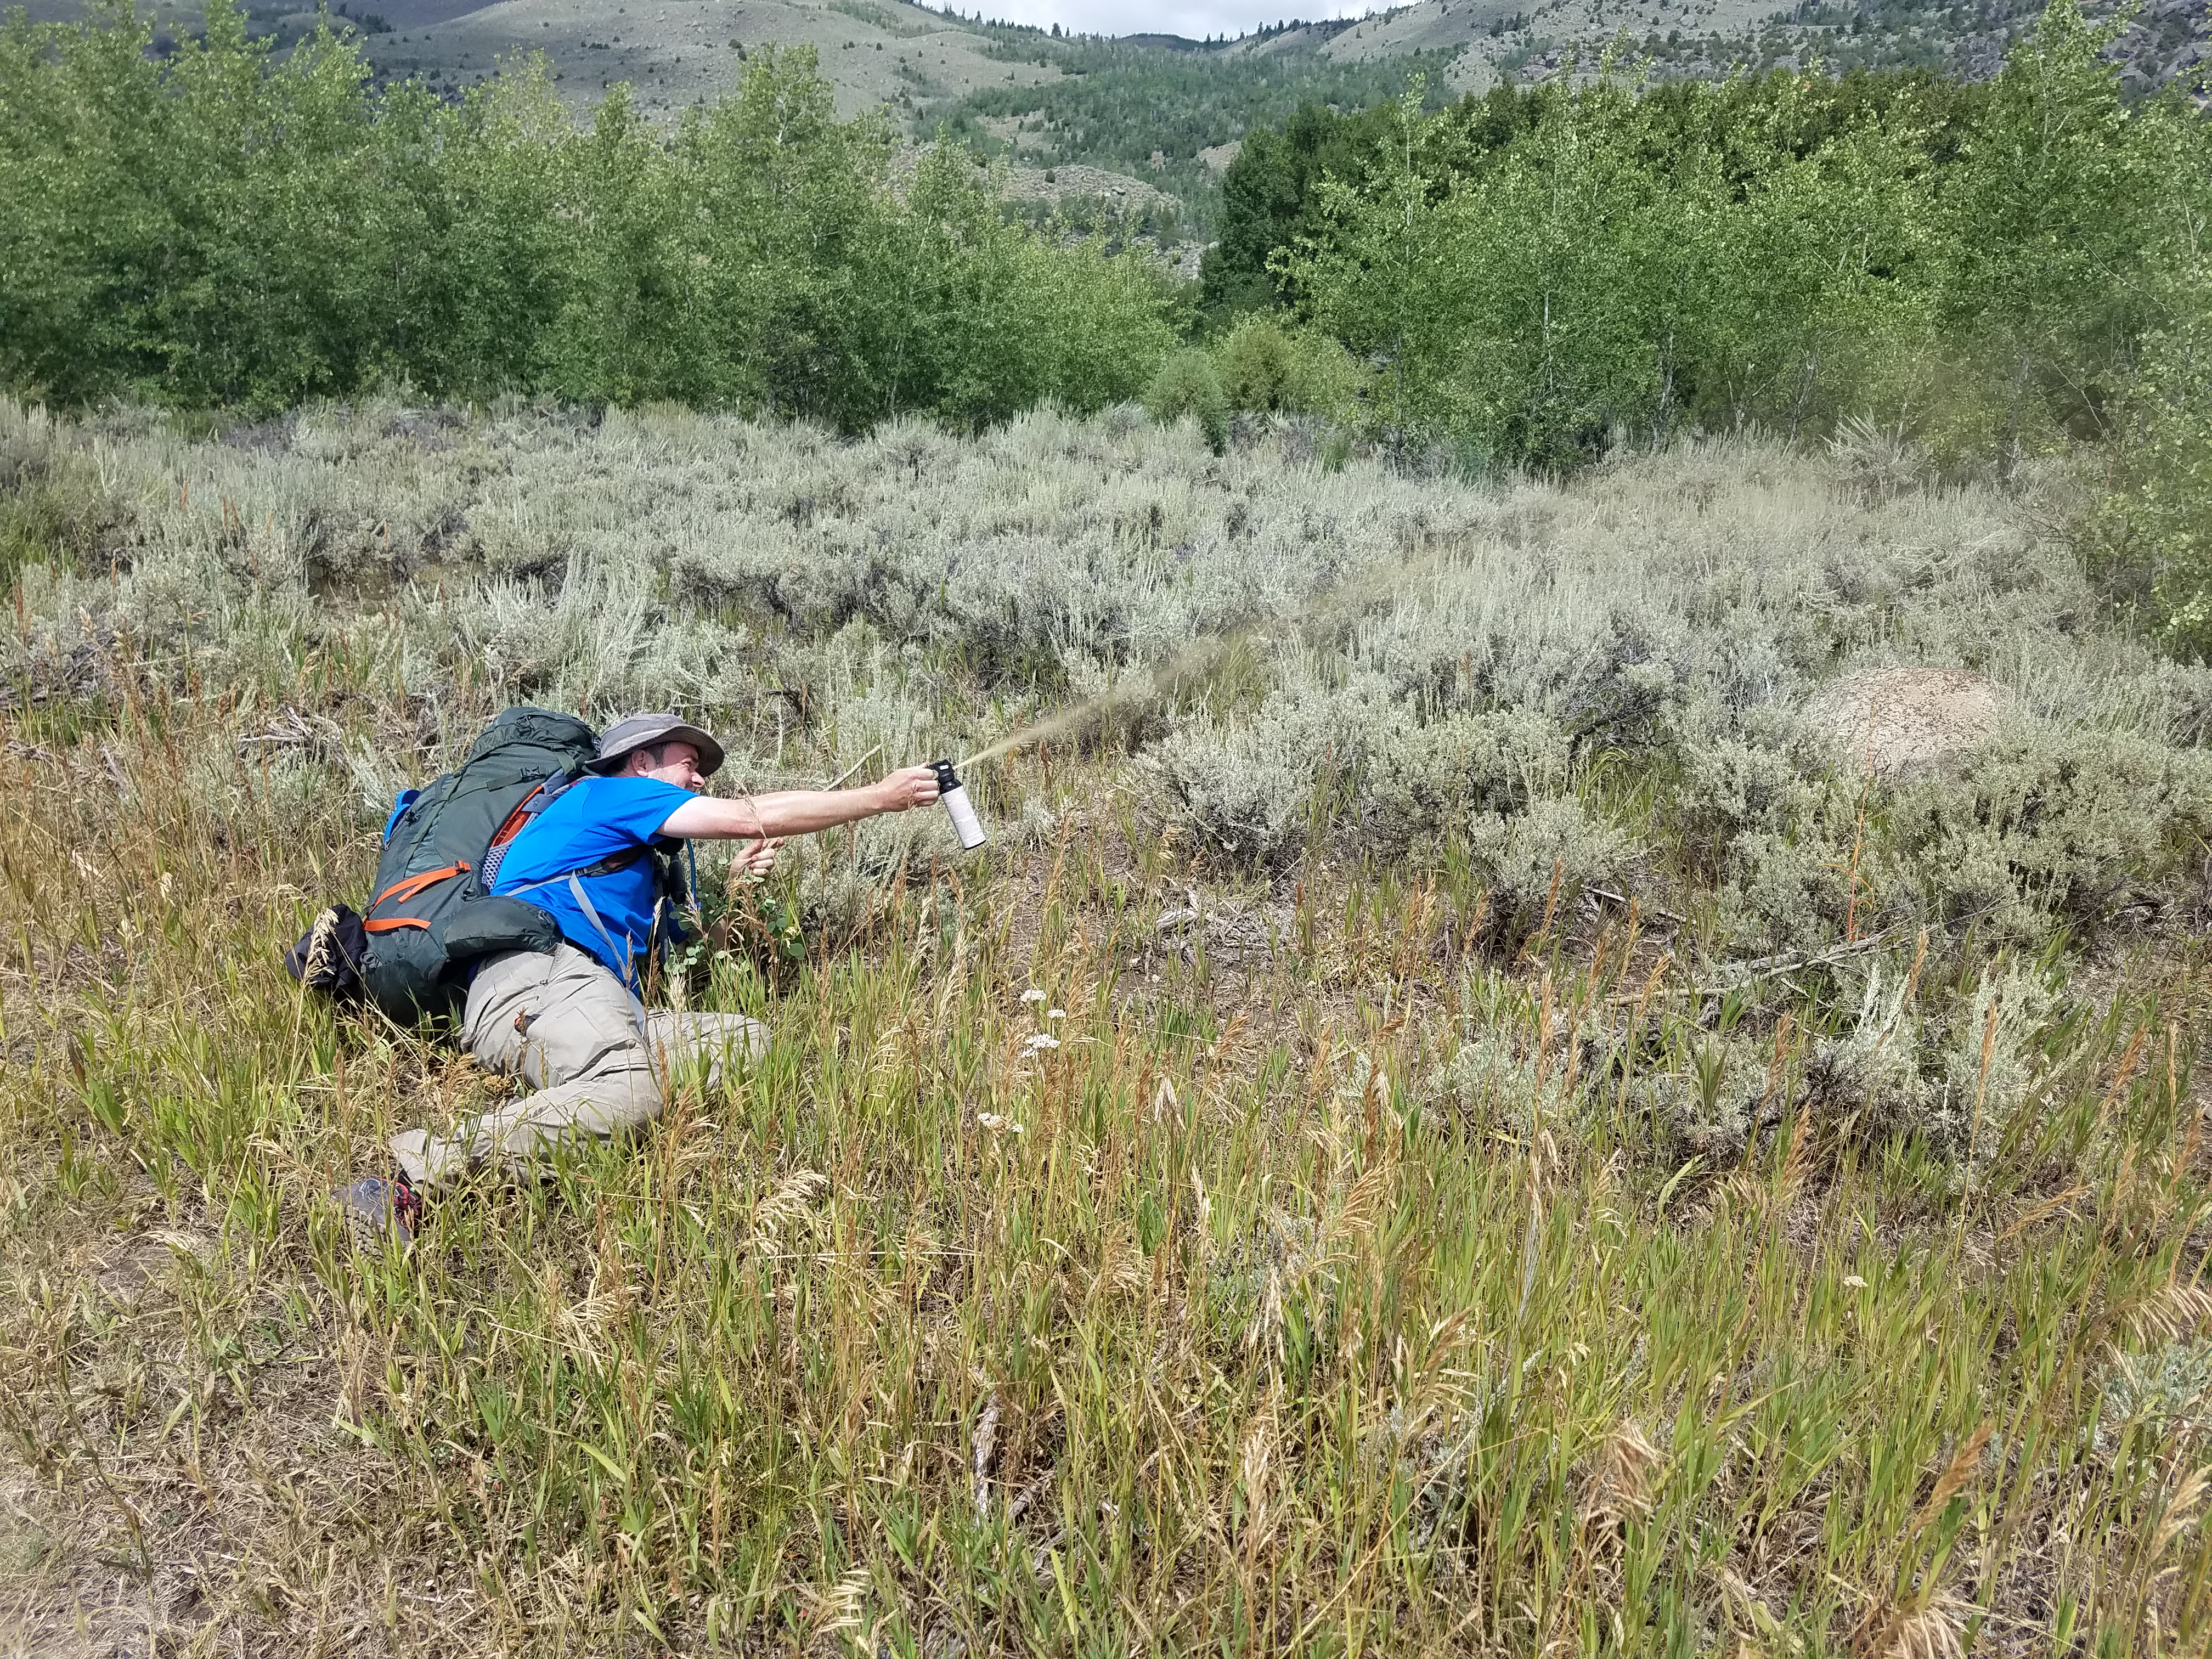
1805, 667, 2006, 779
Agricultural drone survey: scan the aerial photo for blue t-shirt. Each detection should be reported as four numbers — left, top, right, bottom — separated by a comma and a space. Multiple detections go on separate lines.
490, 776, 693, 986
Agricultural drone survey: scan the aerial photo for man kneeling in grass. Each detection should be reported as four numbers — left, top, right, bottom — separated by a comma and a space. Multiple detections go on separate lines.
338, 713, 940, 1245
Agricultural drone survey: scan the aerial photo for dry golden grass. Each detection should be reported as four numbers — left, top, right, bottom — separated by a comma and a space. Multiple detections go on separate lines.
2, 689, 2208, 1653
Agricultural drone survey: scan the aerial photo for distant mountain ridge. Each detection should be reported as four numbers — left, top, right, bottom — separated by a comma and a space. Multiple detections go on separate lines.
1234, 0, 2203, 98
36, 0, 2202, 114
26, 0, 2203, 244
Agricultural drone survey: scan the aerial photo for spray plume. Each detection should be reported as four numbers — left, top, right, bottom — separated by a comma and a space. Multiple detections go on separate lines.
960, 625, 1259, 768
958, 535, 1472, 770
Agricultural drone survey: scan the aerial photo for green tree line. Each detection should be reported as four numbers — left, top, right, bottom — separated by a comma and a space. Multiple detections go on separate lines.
0, 0, 1178, 423
1199, 66, 1997, 318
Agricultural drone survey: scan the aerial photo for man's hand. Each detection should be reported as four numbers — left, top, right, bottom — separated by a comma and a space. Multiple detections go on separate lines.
873, 764, 942, 814
732, 837, 781, 882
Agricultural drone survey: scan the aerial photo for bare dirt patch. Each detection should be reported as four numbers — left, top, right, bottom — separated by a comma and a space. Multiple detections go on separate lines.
1805, 666, 2006, 778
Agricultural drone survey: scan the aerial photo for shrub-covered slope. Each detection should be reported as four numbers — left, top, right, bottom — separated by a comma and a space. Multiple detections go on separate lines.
8, 396, 2208, 974
4, 399, 2211, 1652
4, 400, 2212, 1654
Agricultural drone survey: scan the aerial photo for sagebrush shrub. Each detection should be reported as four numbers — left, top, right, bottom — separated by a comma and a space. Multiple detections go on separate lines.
1825, 414, 1931, 501
1663, 732, 1863, 951
1149, 673, 1400, 864
1465, 796, 1634, 955
1799, 958, 2057, 1156
1940, 963, 2059, 1158
1629, 1029, 1774, 1159
1429, 1029, 1590, 1139
2100, 1339, 2212, 1453
1358, 707, 1570, 854
1888, 721, 2212, 941
1803, 964, 1933, 1138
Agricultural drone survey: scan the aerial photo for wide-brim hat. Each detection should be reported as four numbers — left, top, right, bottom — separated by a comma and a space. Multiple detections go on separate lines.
586, 712, 727, 777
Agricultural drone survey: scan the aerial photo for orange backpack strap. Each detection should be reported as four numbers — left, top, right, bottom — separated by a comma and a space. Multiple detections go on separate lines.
373, 861, 471, 910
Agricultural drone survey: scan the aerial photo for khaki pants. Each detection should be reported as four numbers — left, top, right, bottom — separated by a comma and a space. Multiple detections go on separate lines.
389, 942, 766, 1190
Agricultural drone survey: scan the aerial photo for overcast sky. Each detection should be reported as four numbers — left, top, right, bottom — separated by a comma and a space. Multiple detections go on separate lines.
922, 0, 1382, 42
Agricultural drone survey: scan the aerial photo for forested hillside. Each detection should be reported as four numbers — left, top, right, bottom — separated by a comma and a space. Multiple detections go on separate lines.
1245, 0, 2202, 99
352, 0, 1047, 122
1180, 2, 2211, 646
18, 0, 1049, 120
919, 26, 1444, 223
3, 0, 2209, 642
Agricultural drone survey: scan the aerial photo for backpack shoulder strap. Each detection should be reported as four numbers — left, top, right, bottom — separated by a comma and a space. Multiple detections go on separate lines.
564, 872, 652, 1013
479, 768, 585, 890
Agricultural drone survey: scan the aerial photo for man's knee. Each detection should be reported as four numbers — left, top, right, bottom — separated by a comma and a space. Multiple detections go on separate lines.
460, 949, 550, 1076
565, 1048, 668, 1139
476, 949, 651, 1092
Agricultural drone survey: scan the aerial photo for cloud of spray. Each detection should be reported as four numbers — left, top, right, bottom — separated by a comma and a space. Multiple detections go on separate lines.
960, 627, 1257, 768
959, 535, 1469, 769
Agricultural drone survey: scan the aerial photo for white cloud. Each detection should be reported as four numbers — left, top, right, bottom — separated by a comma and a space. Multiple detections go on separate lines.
920, 0, 1381, 43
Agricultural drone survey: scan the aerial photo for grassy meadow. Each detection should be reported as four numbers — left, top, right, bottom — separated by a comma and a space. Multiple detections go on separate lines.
2, 397, 2211, 1655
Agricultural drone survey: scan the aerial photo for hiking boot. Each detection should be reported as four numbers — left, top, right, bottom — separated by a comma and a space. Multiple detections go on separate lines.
335, 1172, 424, 1249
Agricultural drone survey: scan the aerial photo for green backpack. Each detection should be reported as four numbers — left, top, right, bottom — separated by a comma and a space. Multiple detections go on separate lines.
358, 707, 602, 1024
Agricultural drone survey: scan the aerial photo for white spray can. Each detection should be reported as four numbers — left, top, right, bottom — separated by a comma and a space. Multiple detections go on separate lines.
930, 759, 988, 850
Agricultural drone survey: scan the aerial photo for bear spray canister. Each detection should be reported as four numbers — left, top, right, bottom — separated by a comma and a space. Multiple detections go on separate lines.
929, 759, 988, 850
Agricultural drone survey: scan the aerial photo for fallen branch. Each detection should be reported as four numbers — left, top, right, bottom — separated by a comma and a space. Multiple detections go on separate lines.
1692, 929, 1898, 994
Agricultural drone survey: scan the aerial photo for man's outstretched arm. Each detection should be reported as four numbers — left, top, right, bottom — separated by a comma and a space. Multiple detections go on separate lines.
657, 764, 940, 842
